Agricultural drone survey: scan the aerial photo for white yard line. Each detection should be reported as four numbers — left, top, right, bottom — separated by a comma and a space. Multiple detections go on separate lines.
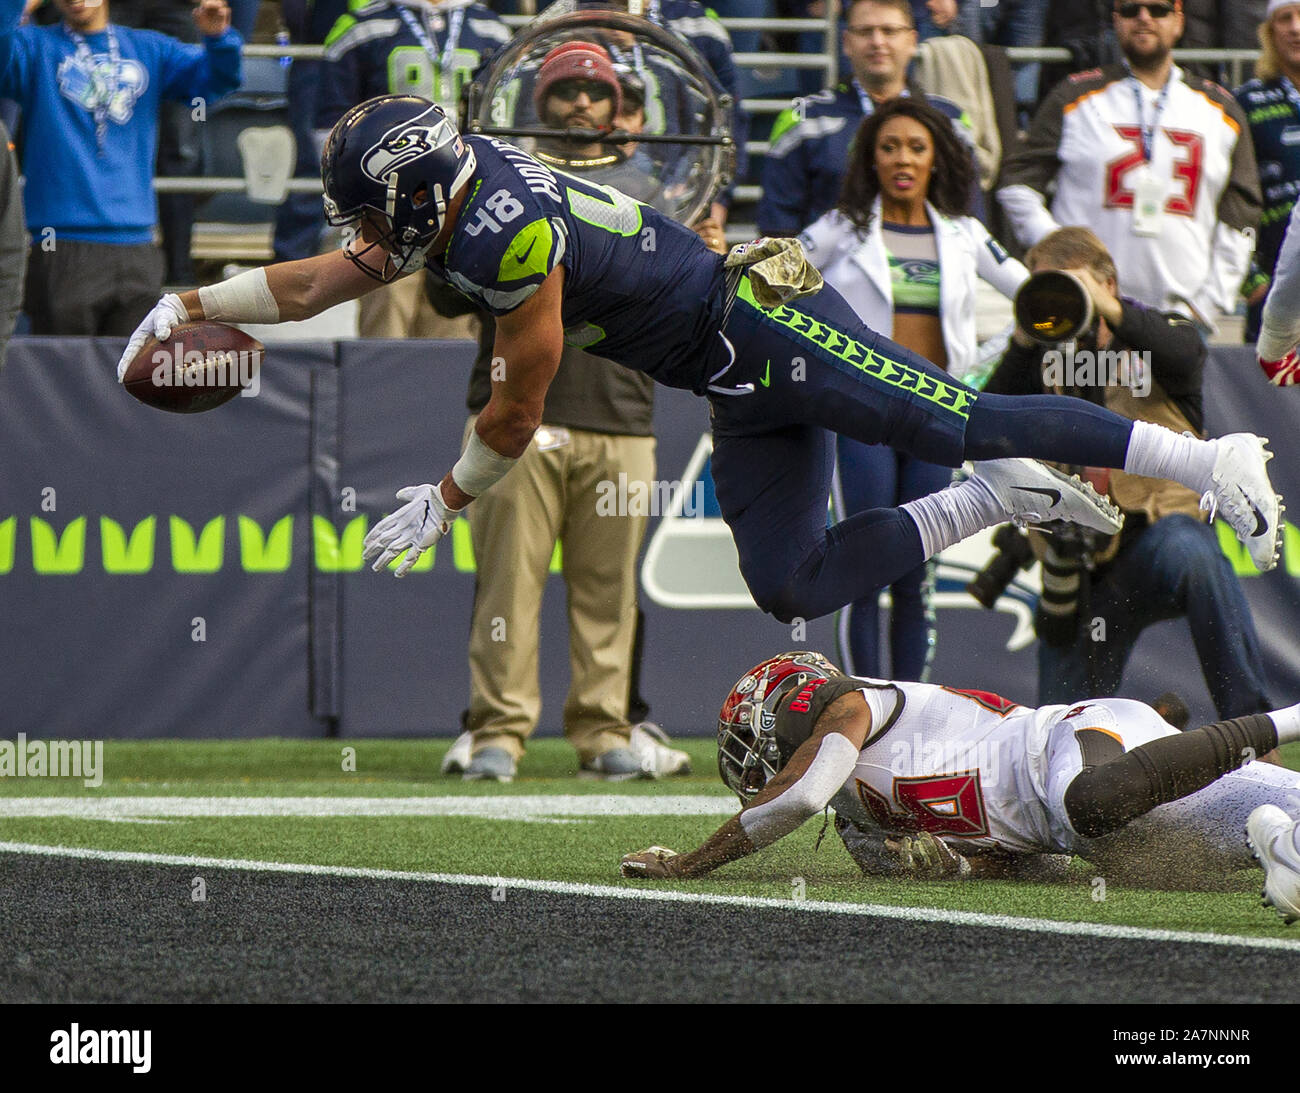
1, 839, 1297, 953
0, 795, 737, 821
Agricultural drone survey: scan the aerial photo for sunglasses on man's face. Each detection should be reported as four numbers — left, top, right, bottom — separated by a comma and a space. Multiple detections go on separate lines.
1116, 2, 1177, 18
549, 79, 614, 103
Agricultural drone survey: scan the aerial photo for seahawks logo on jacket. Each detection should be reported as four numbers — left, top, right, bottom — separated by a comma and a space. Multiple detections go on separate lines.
56, 55, 148, 123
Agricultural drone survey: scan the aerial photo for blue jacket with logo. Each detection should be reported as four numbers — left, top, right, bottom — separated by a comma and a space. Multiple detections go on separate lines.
0, 1, 241, 243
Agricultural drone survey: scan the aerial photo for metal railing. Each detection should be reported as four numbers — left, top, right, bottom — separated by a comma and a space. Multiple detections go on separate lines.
176, 29, 1265, 224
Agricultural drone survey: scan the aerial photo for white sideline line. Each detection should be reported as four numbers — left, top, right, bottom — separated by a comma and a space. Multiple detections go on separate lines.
2, 840, 1297, 953
0, 795, 737, 821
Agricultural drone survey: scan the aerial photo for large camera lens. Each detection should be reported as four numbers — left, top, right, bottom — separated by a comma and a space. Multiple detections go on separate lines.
1014, 270, 1094, 345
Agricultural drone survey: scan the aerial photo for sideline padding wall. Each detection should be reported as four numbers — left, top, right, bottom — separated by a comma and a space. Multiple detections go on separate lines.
0, 338, 1297, 737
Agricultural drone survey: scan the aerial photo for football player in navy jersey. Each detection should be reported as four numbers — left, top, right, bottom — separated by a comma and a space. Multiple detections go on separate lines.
119, 95, 1284, 625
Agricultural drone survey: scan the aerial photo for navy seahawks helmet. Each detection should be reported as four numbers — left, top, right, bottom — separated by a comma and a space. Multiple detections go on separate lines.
321, 94, 477, 281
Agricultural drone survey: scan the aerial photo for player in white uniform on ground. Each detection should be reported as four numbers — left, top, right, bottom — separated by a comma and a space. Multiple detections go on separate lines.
620, 650, 1300, 924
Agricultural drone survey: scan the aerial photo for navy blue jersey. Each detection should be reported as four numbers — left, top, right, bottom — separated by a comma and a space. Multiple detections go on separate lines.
1236, 77, 1300, 284
432, 135, 729, 390
318, 0, 510, 129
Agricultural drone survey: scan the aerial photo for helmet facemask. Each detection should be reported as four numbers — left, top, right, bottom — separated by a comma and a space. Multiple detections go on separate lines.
321, 96, 476, 283
717, 708, 782, 802
716, 651, 845, 802
327, 184, 443, 283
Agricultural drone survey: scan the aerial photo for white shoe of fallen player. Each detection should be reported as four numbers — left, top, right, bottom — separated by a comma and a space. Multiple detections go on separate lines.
971, 458, 1123, 535
440, 731, 473, 775
1246, 804, 1300, 924
1200, 433, 1283, 573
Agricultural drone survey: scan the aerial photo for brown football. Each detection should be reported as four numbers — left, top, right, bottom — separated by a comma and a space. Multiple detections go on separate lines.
122, 321, 265, 414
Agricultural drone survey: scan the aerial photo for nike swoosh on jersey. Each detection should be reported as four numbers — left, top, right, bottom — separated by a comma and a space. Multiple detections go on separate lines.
506, 237, 538, 269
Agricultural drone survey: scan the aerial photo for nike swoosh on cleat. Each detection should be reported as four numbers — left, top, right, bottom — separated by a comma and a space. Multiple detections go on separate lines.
1013, 486, 1062, 506
1248, 498, 1268, 538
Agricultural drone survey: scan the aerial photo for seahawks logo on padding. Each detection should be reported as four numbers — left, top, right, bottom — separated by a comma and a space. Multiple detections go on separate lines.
361, 111, 461, 183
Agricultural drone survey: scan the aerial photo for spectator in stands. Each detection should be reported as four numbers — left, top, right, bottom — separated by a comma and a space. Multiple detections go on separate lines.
316, 0, 510, 338
227, 0, 256, 41
1179, 0, 1268, 85
272, 0, 347, 263
798, 98, 1027, 682
0, 117, 23, 372
757, 0, 972, 237
529, 42, 662, 207
984, 227, 1274, 724
431, 42, 711, 783
951, 0, 1047, 115
112, 0, 208, 286
581, 0, 746, 226
0, 0, 241, 336
998, 0, 1261, 329
1236, 0, 1300, 342
1039, 0, 1121, 97
910, 0, 962, 42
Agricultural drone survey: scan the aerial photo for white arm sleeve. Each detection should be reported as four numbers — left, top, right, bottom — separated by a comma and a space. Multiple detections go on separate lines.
972, 220, 1031, 301
1195, 221, 1253, 321
739, 733, 860, 849
1259, 204, 1300, 360
996, 183, 1060, 248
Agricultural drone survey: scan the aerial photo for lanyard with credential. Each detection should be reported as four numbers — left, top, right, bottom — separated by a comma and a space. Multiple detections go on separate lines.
66, 25, 121, 156
851, 80, 909, 119
395, 3, 466, 109
1128, 67, 1173, 163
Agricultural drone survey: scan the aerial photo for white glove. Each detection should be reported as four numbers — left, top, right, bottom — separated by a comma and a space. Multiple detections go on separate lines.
362, 483, 455, 577
117, 294, 189, 382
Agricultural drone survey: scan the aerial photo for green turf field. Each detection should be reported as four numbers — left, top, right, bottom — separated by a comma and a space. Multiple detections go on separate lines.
1, 737, 1296, 940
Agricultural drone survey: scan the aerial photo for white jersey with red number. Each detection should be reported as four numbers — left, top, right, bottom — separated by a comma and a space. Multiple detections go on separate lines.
829, 680, 1131, 854
825, 677, 1300, 874
997, 64, 1260, 319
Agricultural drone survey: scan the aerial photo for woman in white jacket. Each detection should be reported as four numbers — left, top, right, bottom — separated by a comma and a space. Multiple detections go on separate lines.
799, 97, 1028, 682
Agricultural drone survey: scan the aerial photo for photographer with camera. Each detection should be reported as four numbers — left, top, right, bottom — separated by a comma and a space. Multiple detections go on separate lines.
982, 227, 1274, 723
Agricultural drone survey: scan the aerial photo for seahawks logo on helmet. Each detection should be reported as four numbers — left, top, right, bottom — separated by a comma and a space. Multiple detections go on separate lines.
360, 113, 461, 184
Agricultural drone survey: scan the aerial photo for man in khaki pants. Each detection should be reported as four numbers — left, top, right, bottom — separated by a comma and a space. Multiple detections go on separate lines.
452, 355, 686, 780
433, 43, 724, 780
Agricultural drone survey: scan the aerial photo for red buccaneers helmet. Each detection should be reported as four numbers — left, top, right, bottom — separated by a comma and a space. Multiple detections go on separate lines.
717, 651, 844, 801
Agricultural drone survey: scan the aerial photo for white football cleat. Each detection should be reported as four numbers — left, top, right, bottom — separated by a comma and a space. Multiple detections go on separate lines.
1246, 804, 1300, 924
439, 731, 473, 776
1200, 433, 1283, 573
629, 722, 692, 777
971, 458, 1123, 534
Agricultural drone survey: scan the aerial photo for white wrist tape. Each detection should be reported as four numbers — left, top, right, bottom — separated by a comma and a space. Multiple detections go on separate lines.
197, 267, 281, 325
739, 733, 859, 848
451, 429, 519, 498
